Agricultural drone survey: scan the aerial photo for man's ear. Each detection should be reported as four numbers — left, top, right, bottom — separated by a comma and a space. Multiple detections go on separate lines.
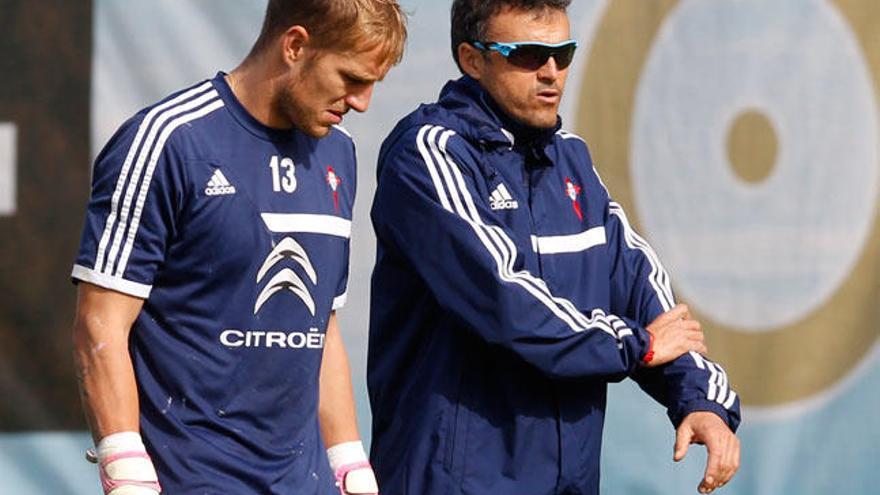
280, 25, 311, 67
458, 42, 485, 80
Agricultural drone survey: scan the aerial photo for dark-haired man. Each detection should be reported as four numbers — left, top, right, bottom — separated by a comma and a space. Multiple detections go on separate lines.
368, 1, 740, 494
71, 1, 406, 493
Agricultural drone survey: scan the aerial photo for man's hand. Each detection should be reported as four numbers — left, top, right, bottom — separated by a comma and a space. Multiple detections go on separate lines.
337, 464, 379, 495
674, 412, 740, 493
644, 304, 706, 367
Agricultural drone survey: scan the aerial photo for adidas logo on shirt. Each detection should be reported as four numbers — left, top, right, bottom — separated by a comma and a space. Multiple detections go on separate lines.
489, 183, 518, 210
205, 169, 236, 196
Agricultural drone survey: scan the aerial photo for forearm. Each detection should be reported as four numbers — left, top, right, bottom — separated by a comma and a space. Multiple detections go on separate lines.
74, 323, 140, 444
72, 283, 144, 444
319, 314, 380, 493
74, 333, 161, 495
375, 167, 650, 380
632, 352, 741, 431
318, 313, 360, 447
72, 283, 160, 493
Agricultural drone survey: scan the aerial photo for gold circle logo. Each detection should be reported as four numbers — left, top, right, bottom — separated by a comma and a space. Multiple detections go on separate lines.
575, 0, 880, 407
726, 109, 778, 185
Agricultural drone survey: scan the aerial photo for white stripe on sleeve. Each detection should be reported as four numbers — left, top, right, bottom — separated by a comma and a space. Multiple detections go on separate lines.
94, 82, 214, 273
114, 98, 225, 277
104, 89, 221, 276
609, 202, 675, 311
416, 125, 623, 340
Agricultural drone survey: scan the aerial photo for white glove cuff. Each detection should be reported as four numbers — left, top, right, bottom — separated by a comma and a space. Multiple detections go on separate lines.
95, 431, 160, 494
326, 440, 369, 474
97, 432, 147, 459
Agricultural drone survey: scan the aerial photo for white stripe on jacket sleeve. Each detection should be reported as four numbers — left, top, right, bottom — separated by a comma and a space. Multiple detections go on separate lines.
413, 125, 624, 339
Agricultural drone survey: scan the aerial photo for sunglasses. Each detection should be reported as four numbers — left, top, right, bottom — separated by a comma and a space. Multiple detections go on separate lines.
472, 39, 578, 71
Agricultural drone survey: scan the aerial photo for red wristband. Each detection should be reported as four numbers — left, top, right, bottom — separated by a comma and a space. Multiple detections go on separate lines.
642, 330, 655, 365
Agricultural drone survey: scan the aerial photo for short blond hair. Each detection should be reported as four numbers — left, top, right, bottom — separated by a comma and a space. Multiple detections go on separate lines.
252, 0, 407, 66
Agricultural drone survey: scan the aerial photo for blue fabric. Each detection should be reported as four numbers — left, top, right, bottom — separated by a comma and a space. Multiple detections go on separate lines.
368, 76, 741, 495
73, 73, 355, 494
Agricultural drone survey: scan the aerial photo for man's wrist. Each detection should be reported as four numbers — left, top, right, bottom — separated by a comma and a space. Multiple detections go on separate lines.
672, 400, 738, 432
94, 431, 161, 494
97, 431, 146, 457
326, 440, 369, 473
327, 441, 378, 495
641, 328, 655, 365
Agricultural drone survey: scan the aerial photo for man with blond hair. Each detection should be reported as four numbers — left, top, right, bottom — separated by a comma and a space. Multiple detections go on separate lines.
71, 1, 406, 493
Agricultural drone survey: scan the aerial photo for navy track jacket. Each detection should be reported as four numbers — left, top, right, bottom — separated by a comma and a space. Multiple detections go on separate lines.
368, 77, 741, 495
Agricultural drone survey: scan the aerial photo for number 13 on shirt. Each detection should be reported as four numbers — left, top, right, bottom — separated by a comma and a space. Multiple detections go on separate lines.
269, 155, 297, 193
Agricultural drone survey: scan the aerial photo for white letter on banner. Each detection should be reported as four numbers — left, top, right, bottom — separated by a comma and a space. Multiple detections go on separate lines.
0, 123, 16, 216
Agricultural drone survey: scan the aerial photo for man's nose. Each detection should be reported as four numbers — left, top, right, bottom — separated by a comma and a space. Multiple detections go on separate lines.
346, 85, 375, 113
537, 56, 560, 82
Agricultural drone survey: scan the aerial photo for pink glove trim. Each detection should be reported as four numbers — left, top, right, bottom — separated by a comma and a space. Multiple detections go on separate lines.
99, 450, 162, 493
334, 460, 375, 495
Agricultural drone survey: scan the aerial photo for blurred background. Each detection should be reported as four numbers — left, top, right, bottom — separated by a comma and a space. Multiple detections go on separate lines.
0, 0, 877, 493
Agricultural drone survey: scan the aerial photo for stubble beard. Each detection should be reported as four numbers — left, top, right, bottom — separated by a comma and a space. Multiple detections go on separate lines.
274, 63, 331, 139
495, 84, 563, 130
508, 102, 560, 130
276, 82, 321, 138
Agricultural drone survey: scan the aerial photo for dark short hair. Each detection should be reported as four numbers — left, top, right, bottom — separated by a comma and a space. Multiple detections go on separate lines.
251, 0, 407, 66
450, 0, 571, 73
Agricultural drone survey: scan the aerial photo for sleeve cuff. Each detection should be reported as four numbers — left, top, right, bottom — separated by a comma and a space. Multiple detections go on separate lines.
669, 398, 741, 432
633, 324, 652, 360
332, 292, 347, 310
624, 322, 652, 375
71, 264, 152, 299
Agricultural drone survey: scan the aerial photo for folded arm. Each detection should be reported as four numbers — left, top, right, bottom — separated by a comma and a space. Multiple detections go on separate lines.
604, 198, 741, 492
372, 126, 693, 380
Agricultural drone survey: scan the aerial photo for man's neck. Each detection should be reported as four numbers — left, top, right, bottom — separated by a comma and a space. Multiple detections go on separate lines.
458, 76, 559, 143
225, 57, 292, 129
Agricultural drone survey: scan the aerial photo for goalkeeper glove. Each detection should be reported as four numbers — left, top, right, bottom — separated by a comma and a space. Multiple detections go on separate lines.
327, 441, 379, 495
86, 432, 161, 495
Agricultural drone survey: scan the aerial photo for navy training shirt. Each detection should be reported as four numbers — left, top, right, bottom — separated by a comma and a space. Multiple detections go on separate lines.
73, 73, 355, 494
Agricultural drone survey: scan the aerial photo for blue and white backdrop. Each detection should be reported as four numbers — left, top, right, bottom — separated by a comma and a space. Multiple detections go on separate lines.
0, 1, 877, 493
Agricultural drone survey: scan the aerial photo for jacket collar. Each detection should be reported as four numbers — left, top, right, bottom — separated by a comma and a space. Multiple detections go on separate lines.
437, 76, 561, 157
378, 77, 564, 177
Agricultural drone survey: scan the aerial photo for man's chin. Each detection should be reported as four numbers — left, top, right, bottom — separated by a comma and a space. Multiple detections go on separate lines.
534, 119, 559, 130
505, 104, 559, 130
300, 123, 333, 139
515, 114, 559, 130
